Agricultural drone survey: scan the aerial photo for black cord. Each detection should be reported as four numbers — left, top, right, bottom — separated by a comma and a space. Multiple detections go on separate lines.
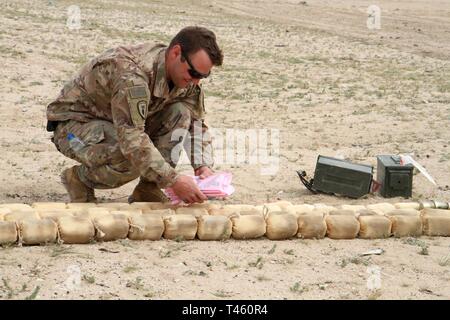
296, 170, 317, 194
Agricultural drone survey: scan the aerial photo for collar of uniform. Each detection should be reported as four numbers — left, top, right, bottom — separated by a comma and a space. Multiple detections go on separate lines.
153, 49, 189, 99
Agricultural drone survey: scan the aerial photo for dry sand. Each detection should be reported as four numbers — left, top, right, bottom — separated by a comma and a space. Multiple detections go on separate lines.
0, 0, 449, 299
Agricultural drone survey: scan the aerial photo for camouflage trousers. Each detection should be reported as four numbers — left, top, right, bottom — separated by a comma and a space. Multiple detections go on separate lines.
52, 102, 191, 189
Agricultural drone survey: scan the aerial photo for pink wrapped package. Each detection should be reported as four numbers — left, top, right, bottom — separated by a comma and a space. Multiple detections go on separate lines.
164, 172, 235, 205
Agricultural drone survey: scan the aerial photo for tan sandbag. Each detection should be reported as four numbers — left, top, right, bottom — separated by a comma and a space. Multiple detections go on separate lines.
325, 215, 360, 239
358, 216, 392, 239
422, 216, 450, 236
4, 211, 39, 222
93, 214, 130, 241
421, 209, 450, 236
128, 214, 164, 240
240, 209, 265, 217
197, 215, 232, 240
296, 208, 325, 217
297, 214, 327, 239
95, 203, 130, 210
394, 202, 420, 210
163, 215, 197, 240
185, 202, 222, 211
110, 209, 142, 217
340, 205, 366, 213
38, 210, 76, 222
366, 203, 396, 215
0, 221, 18, 244
175, 207, 209, 217
421, 208, 450, 217
142, 209, 175, 218
32, 202, 67, 210
313, 204, 336, 214
385, 209, 420, 217
389, 215, 422, 237
231, 215, 266, 239
357, 209, 378, 216
270, 201, 293, 210
0, 208, 12, 221
262, 204, 282, 214
0, 204, 33, 211
73, 208, 110, 219
89, 207, 112, 213
205, 202, 226, 211
19, 218, 58, 245
209, 207, 237, 218
265, 212, 298, 240
128, 202, 154, 211
66, 203, 97, 213
328, 210, 357, 216
226, 204, 258, 215
57, 216, 95, 244
149, 202, 173, 210
292, 204, 314, 215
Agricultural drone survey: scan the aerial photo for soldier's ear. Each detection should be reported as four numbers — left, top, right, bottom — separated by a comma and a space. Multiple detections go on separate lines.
171, 44, 182, 58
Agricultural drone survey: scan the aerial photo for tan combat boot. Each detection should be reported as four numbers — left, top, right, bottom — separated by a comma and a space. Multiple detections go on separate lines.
61, 165, 97, 203
128, 179, 168, 203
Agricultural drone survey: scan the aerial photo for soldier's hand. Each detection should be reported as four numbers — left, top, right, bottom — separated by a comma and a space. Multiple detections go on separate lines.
172, 175, 207, 204
194, 166, 214, 179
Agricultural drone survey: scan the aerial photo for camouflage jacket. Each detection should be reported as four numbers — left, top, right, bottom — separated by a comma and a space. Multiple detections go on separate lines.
47, 43, 213, 187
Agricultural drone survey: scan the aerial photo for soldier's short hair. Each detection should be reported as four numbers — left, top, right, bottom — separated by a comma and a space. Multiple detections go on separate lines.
169, 26, 223, 66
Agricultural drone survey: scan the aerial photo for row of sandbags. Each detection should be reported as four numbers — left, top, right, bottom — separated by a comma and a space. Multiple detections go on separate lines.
0, 201, 449, 245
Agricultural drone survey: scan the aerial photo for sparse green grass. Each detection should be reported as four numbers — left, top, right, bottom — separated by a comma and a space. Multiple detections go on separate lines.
290, 282, 308, 294
82, 275, 95, 284
158, 243, 188, 258
368, 289, 382, 300
268, 244, 277, 254
49, 245, 76, 258
0, 45, 26, 58
257, 50, 271, 59
174, 235, 185, 242
123, 265, 140, 273
437, 81, 450, 93
256, 275, 271, 281
126, 277, 144, 291
286, 57, 303, 64
248, 256, 264, 269
226, 264, 240, 271
439, 253, 450, 267
339, 255, 371, 268
1, 278, 15, 299
25, 286, 40, 300
402, 237, 429, 255
212, 290, 234, 298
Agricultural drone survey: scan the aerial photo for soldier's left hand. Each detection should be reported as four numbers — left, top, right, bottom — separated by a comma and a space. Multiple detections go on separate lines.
194, 166, 214, 179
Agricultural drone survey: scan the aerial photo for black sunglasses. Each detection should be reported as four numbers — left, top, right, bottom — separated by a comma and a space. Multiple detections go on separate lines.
181, 50, 210, 79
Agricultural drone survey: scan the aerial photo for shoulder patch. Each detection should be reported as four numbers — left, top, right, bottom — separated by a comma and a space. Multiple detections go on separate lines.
129, 86, 148, 99
137, 100, 147, 119
126, 85, 150, 126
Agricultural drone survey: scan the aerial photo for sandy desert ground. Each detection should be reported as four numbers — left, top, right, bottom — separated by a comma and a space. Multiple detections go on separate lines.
0, 0, 449, 300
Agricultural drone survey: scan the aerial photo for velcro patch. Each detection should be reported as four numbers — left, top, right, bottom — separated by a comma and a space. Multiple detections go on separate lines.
129, 86, 148, 99
126, 85, 150, 127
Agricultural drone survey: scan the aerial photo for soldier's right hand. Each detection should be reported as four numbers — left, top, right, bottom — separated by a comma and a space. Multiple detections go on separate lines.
171, 175, 207, 204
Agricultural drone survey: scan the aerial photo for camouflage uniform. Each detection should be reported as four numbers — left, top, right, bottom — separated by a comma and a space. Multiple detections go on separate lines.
47, 43, 213, 189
